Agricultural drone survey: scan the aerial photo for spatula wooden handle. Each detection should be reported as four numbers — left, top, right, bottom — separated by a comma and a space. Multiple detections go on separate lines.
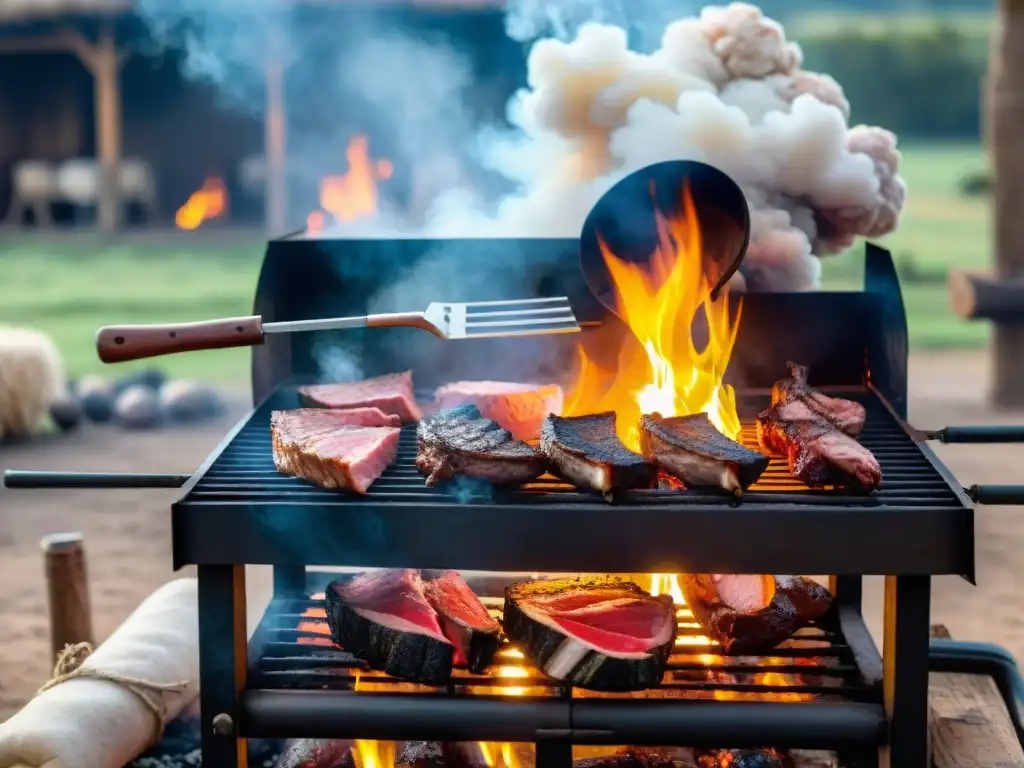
96, 316, 265, 363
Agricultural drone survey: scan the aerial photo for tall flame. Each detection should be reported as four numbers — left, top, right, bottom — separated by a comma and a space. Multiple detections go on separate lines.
175, 176, 227, 230
308, 134, 393, 230
565, 182, 742, 451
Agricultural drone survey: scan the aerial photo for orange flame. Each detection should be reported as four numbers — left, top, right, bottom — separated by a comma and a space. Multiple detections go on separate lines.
175, 176, 228, 230
308, 134, 393, 230
565, 183, 742, 451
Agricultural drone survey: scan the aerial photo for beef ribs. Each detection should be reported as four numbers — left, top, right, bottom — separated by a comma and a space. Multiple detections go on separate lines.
271, 411, 400, 494
502, 576, 676, 691
325, 570, 454, 685
416, 404, 546, 487
756, 399, 882, 490
274, 740, 355, 768
423, 570, 501, 673
299, 370, 422, 423
772, 362, 865, 437
679, 574, 834, 655
639, 413, 770, 494
540, 413, 655, 493
434, 381, 564, 441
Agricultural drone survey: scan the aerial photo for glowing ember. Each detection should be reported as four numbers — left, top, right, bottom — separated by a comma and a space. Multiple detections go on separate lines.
565, 183, 742, 451
353, 740, 395, 768
309, 134, 393, 228
175, 176, 227, 230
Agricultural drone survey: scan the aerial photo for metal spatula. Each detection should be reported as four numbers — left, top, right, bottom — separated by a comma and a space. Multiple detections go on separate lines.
96, 296, 580, 363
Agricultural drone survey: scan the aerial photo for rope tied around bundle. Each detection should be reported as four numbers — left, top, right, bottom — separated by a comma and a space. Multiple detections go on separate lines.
37, 642, 191, 748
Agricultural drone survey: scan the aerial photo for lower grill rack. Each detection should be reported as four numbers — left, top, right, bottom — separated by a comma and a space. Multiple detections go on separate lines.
241, 594, 887, 750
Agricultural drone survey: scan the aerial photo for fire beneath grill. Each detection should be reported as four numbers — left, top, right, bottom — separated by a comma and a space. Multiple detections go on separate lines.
307, 134, 393, 232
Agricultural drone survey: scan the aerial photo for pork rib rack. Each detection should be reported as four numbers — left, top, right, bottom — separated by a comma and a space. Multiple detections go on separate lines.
7, 238, 1024, 768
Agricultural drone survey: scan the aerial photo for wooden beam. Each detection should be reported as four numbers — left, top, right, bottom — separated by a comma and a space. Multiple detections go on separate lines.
928, 624, 1024, 768
93, 23, 122, 233
264, 41, 288, 234
948, 268, 1024, 321
986, 0, 1024, 407
41, 532, 94, 664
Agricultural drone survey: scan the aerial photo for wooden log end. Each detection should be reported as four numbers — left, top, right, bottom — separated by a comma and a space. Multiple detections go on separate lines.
948, 268, 1024, 321
40, 531, 84, 553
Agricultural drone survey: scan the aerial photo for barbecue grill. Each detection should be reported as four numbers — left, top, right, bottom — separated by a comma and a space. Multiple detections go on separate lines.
8, 236, 1024, 768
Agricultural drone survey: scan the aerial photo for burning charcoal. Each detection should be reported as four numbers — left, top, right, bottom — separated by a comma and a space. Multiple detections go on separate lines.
274, 739, 355, 768
573, 747, 697, 768
77, 375, 114, 423
679, 575, 833, 655
502, 576, 676, 691
111, 367, 167, 397
397, 742, 445, 768
697, 748, 793, 768
48, 397, 82, 433
325, 570, 455, 685
158, 380, 225, 423
113, 385, 163, 430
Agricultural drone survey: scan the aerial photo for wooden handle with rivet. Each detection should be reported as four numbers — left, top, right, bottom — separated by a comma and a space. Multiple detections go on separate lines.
96, 315, 265, 363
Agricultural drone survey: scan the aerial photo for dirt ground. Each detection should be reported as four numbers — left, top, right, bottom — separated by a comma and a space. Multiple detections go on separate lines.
1, 350, 1022, 721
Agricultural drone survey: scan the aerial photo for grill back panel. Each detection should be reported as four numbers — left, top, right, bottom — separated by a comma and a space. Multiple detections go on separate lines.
252, 237, 907, 413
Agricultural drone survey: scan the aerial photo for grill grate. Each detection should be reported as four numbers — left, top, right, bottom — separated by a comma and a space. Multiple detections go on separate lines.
248, 593, 879, 704
188, 388, 962, 509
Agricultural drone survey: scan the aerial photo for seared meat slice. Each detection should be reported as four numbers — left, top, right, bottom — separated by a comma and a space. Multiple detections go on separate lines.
639, 413, 770, 494
679, 574, 834, 655
423, 570, 501, 673
503, 576, 676, 691
324, 570, 454, 685
434, 381, 564, 441
271, 411, 400, 494
541, 412, 655, 493
416, 404, 546, 487
772, 362, 865, 437
756, 399, 882, 490
299, 370, 422, 424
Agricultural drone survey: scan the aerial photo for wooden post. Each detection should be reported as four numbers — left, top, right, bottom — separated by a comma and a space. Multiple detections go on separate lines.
264, 41, 288, 234
41, 532, 94, 663
985, 0, 1024, 407
93, 23, 123, 234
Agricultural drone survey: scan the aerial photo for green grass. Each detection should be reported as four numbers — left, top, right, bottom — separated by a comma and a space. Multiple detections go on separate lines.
0, 141, 995, 382
790, 10, 994, 37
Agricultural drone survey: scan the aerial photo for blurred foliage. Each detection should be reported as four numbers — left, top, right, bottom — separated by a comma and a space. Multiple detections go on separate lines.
797, 18, 990, 138
958, 170, 992, 196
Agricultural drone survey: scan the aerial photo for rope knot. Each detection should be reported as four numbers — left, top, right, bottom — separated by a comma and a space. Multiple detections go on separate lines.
51, 641, 93, 678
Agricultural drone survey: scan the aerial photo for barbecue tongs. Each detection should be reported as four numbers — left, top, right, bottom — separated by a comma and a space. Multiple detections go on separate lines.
95, 297, 580, 364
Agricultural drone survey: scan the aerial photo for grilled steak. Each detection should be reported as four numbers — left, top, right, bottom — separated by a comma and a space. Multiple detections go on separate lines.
697, 749, 793, 768
274, 740, 355, 768
503, 576, 676, 691
325, 570, 454, 685
772, 362, 865, 437
299, 370, 422, 423
540, 412, 655, 493
756, 399, 882, 489
679, 574, 834, 655
573, 748, 698, 768
434, 381, 564, 441
271, 411, 400, 494
275, 406, 401, 428
423, 570, 501, 673
639, 413, 769, 494
416, 404, 546, 487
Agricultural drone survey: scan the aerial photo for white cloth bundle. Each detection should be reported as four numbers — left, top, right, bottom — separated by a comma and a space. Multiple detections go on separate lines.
0, 578, 199, 768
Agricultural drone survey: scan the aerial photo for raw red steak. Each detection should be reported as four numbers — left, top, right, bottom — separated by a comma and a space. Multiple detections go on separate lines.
325, 569, 454, 685
434, 381, 564, 440
271, 410, 400, 494
423, 570, 501, 672
299, 370, 422, 423
502, 576, 676, 691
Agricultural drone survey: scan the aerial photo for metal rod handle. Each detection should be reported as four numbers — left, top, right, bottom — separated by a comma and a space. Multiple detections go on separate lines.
933, 425, 1024, 443
967, 484, 1024, 505
4, 471, 190, 489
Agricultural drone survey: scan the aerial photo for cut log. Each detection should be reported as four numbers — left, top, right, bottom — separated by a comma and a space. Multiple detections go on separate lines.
41, 532, 94, 663
928, 624, 1024, 768
948, 269, 1024, 322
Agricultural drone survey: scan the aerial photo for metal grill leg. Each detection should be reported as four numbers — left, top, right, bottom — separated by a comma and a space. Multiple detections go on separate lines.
199, 565, 248, 768
879, 575, 931, 768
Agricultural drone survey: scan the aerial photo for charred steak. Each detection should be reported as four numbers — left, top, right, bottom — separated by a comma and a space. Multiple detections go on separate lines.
299, 370, 422, 423
679, 574, 834, 655
503, 576, 676, 691
416, 404, 546, 487
325, 570, 454, 685
772, 362, 866, 437
639, 413, 769, 494
423, 570, 501, 673
434, 381, 564, 441
271, 411, 400, 494
541, 413, 655, 493
756, 399, 882, 489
